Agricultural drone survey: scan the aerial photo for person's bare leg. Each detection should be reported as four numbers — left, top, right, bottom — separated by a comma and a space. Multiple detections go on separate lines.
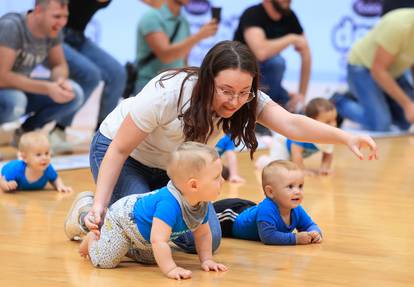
79, 232, 97, 257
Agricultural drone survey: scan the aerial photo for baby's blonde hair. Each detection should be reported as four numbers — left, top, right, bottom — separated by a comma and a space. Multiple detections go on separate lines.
261, 160, 300, 190
167, 141, 219, 180
18, 131, 50, 153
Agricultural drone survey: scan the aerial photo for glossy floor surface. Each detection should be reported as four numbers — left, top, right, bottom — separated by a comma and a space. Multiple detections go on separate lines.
1, 136, 413, 286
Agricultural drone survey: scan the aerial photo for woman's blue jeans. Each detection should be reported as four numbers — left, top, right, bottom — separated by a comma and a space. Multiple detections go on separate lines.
89, 131, 222, 253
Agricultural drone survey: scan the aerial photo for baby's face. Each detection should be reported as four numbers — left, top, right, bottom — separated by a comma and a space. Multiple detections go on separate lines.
195, 158, 224, 202
23, 144, 51, 171
316, 109, 337, 127
271, 169, 305, 210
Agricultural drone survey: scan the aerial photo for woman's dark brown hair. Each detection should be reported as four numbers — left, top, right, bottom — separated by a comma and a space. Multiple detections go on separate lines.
158, 40, 260, 158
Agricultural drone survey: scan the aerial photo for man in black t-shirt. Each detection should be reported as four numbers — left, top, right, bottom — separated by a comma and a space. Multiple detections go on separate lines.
381, 0, 414, 15
234, 0, 310, 113
63, 0, 127, 134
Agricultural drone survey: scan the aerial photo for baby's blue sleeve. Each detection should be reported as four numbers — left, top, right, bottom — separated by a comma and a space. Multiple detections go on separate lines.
45, 164, 58, 183
1, 161, 18, 181
224, 136, 235, 151
153, 201, 179, 229
256, 203, 296, 245
257, 221, 296, 245
202, 204, 210, 224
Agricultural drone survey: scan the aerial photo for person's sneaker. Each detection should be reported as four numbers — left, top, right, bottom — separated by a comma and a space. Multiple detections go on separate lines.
64, 191, 94, 241
49, 128, 74, 154
329, 91, 357, 128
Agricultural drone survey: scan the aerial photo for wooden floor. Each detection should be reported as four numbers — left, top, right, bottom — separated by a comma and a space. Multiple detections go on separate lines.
1, 136, 414, 286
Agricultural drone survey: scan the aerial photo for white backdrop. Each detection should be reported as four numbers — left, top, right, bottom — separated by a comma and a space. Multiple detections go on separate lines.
0, 0, 382, 92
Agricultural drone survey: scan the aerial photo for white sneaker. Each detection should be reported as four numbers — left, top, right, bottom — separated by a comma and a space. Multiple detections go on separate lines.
64, 191, 94, 241
49, 128, 74, 154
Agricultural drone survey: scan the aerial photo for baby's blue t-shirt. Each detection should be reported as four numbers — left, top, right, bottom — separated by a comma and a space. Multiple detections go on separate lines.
1, 159, 58, 190
215, 134, 235, 156
286, 139, 319, 158
133, 186, 209, 242
232, 197, 321, 245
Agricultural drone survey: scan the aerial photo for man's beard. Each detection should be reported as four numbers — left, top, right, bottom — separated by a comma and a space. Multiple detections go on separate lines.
174, 0, 186, 6
271, 0, 291, 16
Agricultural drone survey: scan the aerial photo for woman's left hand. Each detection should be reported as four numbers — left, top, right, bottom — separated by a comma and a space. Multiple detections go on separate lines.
346, 134, 378, 160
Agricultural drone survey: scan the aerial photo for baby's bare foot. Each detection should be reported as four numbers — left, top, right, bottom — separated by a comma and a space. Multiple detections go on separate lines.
79, 232, 95, 258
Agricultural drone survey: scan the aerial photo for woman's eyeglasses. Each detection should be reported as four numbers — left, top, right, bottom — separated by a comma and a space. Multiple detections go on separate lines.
215, 87, 256, 103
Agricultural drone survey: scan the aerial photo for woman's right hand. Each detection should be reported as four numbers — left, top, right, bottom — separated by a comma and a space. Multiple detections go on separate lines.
85, 205, 106, 238
346, 134, 378, 160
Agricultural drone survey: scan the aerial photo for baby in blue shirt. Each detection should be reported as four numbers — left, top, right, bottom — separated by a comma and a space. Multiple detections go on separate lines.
0, 131, 72, 192
214, 160, 322, 245
256, 98, 337, 176
287, 98, 337, 176
79, 142, 228, 280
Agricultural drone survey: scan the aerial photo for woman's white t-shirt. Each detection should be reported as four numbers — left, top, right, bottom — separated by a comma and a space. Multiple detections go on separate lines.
99, 71, 271, 169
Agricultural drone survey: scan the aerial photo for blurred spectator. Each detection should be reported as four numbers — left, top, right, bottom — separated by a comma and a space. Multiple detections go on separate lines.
0, 0, 83, 152
63, 0, 127, 132
332, 9, 414, 132
134, 0, 218, 92
234, 0, 311, 113
381, 0, 414, 15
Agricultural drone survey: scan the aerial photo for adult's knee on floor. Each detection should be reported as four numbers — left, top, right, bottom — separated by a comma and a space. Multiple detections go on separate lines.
68, 80, 85, 107
367, 113, 392, 132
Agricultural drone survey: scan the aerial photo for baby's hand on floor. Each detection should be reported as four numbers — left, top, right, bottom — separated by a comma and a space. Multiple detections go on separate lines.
201, 259, 228, 272
0, 179, 18, 192
296, 231, 312, 244
57, 185, 73, 193
167, 266, 192, 280
309, 231, 323, 243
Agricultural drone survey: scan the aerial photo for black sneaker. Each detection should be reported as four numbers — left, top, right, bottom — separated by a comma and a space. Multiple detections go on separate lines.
329, 91, 357, 128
